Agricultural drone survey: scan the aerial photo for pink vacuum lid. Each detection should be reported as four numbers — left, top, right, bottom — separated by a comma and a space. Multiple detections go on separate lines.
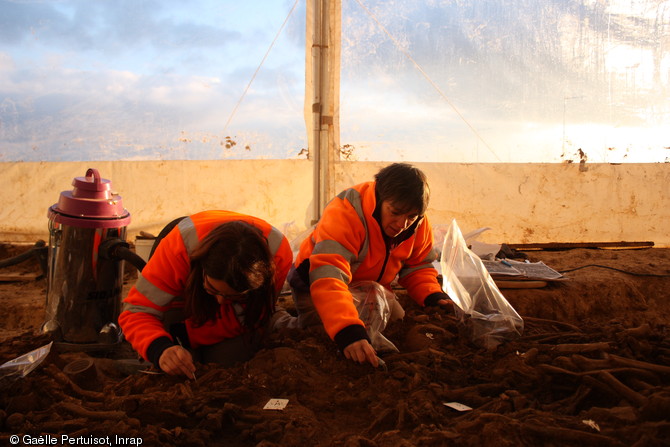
48, 168, 131, 228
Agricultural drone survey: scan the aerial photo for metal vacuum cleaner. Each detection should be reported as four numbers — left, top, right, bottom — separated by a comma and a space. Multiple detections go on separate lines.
42, 168, 144, 350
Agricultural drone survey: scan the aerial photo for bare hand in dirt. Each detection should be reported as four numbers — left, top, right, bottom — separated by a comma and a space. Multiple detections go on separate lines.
343, 339, 378, 367
159, 345, 196, 379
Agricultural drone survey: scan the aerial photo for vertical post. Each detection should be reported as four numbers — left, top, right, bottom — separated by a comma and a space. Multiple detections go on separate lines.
310, 0, 324, 224
306, 0, 341, 224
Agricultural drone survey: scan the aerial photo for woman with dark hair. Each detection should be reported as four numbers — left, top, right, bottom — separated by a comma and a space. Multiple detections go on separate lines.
288, 163, 453, 367
119, 211, 292, 378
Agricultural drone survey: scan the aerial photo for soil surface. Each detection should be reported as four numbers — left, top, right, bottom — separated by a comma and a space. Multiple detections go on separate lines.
1, 244, 669, 446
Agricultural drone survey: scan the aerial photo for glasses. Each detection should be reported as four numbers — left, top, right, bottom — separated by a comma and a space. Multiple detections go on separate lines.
202, 273, 249, 303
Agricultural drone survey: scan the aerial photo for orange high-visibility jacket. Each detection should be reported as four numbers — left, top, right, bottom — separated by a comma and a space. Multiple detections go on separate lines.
119, 210, 292, 363
294, 181, 443, 344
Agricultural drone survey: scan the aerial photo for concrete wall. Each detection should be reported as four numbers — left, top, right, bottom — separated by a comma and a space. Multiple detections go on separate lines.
0, 160, 315, 244
334, 162, 670, 247
1, 161, 668, 247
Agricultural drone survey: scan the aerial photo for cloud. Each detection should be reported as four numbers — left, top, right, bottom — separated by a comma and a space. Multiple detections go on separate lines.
0, 0, 242, 53
0, 0, 307, 161
0, 0, 63, 45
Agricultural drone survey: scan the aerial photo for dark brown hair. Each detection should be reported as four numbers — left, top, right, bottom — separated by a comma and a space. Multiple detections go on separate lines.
183, 221, 276, 329
374, 163, 430, 215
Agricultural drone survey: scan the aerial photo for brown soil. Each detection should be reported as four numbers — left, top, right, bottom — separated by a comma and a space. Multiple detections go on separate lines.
1, 244, 669, 446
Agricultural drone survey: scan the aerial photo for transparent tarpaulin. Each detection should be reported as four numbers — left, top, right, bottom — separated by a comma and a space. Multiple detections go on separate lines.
440, 220, 523, 348
341, 0, 670, 163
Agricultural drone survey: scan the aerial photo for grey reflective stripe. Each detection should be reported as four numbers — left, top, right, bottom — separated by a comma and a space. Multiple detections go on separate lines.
336, 188, 369, 273
313, 239, 356, 262
122, 302, 164, 319
422, 246, 439, 264
310, 264, 350, 284
399, 262, 435, 278
266, 225, 284, 256
135, 275, 178, 307
177, 217, 199, 254
398, 248, 439, 279
233, 302, 245, 325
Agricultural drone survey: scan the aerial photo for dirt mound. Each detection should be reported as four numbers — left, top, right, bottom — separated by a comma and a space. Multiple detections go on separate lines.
1, 247, 669, 446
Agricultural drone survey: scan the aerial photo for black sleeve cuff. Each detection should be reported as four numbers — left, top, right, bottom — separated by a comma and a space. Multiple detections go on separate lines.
333, 324, 370, 352
146, 336, 176, 369
424, 292, 450, 307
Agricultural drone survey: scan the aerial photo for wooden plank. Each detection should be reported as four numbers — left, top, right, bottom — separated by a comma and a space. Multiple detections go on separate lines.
506, 241, 654, 250
495, 280, 548, 289
0, 272, 40, 282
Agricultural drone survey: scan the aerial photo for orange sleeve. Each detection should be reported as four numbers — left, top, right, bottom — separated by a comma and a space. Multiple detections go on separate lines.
118, 292, 172, 361
273, 233, 293, 294
308, 197, 367, 340
118, 228, 190, 360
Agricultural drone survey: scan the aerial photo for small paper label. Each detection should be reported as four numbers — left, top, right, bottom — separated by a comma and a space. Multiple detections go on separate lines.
443, 401, 472, 412
582, 419, 600, 431
263, 398, 289, 410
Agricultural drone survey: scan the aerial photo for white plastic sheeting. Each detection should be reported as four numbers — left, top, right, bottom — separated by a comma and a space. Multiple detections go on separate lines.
340, 0, 670, 163
1, 1, 667, 163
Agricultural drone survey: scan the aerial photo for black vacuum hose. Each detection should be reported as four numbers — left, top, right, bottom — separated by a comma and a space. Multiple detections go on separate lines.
0, 240, 48, 277
98, 238, 147, 272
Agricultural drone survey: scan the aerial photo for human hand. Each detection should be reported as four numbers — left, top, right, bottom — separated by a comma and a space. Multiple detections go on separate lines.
159, 345, 196, 379
436, 298, 455, 312
343, 339, 378, 367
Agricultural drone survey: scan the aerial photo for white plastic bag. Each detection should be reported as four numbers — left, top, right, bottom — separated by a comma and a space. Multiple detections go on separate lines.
462, 227, 502, 260
440, 220, 523, 348
0, 342, 53, 380
349, 281, 403, 354
434, 224, 501, 260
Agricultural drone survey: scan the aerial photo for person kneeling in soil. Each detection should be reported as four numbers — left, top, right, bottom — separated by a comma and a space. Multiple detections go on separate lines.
119, 210, 292, 378
287, 163, 453, 367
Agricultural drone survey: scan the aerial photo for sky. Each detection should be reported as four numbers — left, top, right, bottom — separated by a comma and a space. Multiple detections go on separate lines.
1, 0, 669, 163
0, 0, 307, 161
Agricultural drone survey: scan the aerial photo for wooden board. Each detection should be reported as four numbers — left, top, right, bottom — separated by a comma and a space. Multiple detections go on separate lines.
495, 279, 548, 289
506, 241, 654, 250
0, 272, 40, 282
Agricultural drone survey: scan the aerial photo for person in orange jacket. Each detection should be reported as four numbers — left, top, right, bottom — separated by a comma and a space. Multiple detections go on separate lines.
119, 210, 292, 378
288, 163, 453, 367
